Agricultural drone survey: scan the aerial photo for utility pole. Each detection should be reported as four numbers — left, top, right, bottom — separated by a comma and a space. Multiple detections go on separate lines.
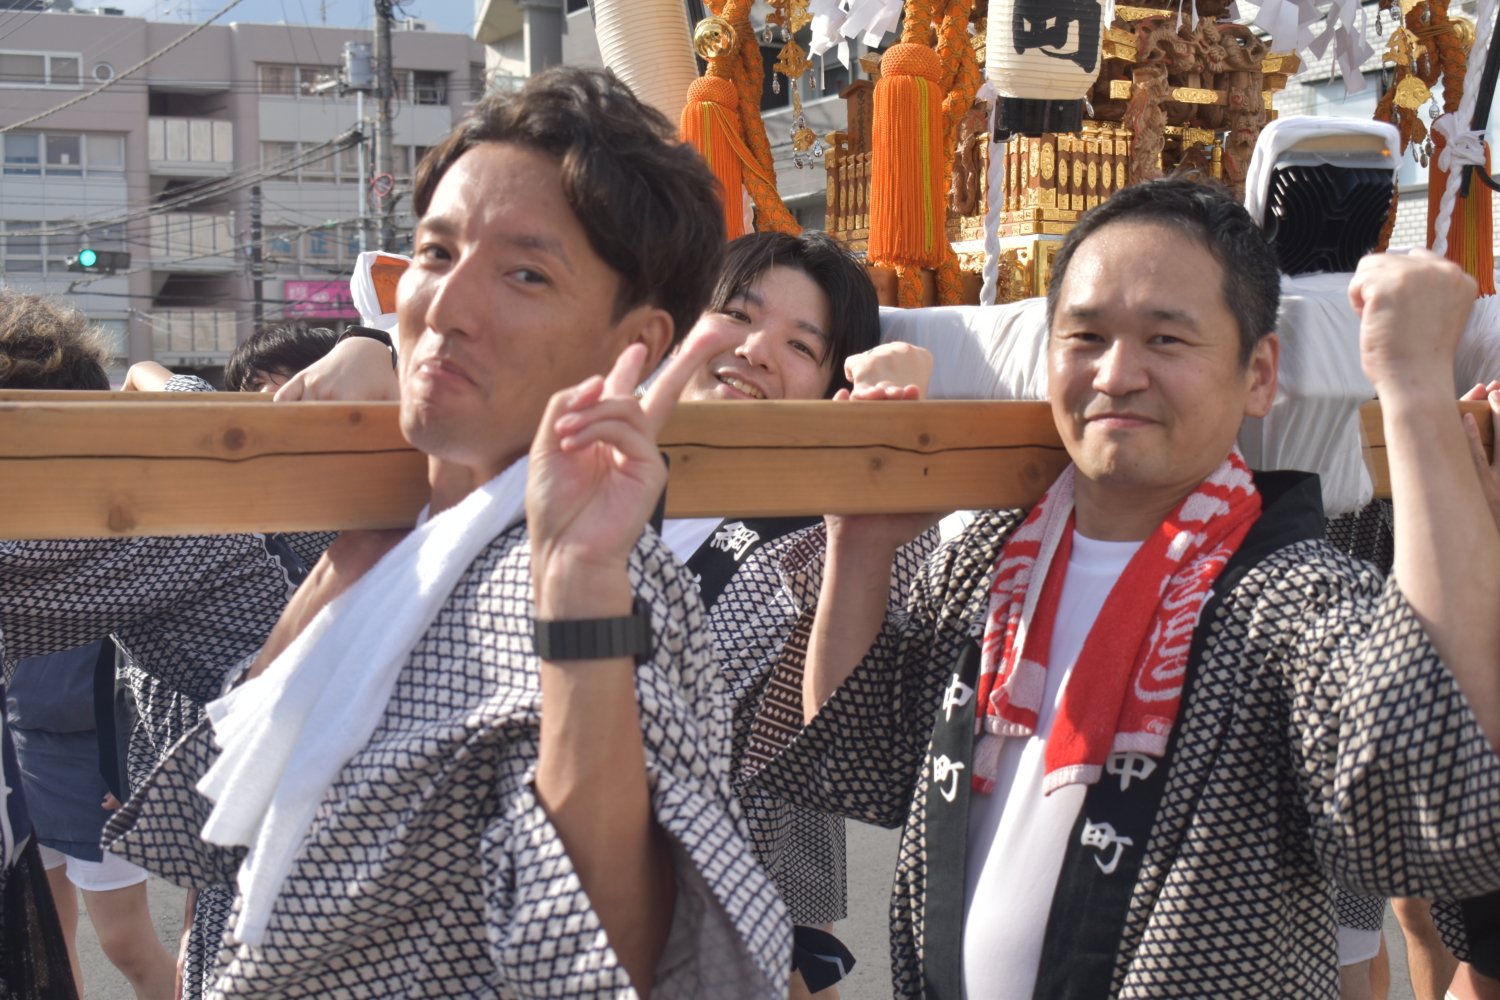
250, 184, 264, 327
342, 41, 375, 254
373, 0, 397, 252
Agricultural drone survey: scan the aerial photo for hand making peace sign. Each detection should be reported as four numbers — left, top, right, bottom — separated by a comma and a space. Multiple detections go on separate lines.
526, 328, 739, 611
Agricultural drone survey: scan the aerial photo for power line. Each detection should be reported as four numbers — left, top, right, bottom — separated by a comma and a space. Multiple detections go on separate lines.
14, 128, 363, 239
1, 0, 250, 134
62, 213, 367, 291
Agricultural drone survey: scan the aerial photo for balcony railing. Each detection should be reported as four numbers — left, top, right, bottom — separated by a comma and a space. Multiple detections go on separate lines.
148, 118, 232, 165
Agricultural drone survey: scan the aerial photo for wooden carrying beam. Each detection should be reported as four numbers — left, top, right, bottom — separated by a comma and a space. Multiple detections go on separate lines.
0, 395, 1490, 539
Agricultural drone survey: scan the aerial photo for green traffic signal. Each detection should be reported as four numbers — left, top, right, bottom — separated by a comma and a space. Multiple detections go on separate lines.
77, 248, 98, 268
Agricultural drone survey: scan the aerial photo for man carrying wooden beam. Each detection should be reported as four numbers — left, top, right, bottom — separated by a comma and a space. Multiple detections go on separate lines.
737, 179, 1500, 999
101, 68, 792, 1000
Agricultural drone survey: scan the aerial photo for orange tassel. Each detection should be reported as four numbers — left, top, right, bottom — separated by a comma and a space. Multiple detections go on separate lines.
869, 43, 947, 271
1427, 135, 1497, 295
681, 76, 750, 240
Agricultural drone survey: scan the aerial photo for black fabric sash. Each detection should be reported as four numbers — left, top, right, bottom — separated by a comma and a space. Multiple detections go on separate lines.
684, 517, 822, 611
1462, 891, 1500, 980
921, 640, 982, 1000
1030, 470, 1326, 999
916, 471, 1326, 1000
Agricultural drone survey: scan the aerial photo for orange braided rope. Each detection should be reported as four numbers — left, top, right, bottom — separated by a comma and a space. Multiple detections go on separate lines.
684, 0, 799, 236
724, 0, 800, 234
933, 0, 980, 305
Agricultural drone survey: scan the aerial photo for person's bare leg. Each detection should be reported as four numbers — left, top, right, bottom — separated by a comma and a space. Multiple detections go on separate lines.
82, 881, 176, 1000
1449, 963, 1500, 1000
1393, 898, 1460, 1000
1342, 959, 1376, 1000
45, 865, 84, 994
176, 887, 198, 1000
1373, 931, 1391, 1000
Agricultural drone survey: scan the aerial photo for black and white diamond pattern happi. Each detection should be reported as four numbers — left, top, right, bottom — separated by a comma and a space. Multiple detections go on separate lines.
705, 521, 934, 926
108, 524, 791, 999
751, 507, 1500, 999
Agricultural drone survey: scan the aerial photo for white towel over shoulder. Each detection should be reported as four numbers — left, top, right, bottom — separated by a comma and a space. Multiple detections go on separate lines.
196, 457, 530, 947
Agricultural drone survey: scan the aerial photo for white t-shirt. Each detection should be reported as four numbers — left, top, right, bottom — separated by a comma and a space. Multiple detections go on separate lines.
659, 517, 720, 564
962, 530, 1142, 1000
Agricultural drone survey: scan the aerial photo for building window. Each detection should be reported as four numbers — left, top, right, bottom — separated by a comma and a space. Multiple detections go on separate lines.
260, 64, 297, 95
46, 134, 81, 176
305, 230, 335, 258
4, 133, 40, 174
262, 142, 299, 179
2, 222, 44, 272
4, 132, 125, 177
86, 133, 124, 171
266, 228, 297, 258
413, 71, 447, 105
469, 62, 486, 102
565, 0, 588, 11
95, 319, 128, 361
0, 51, 81, 87
339, 142, 364, 182
86, 223, 125, 250
299, 66, 339, 96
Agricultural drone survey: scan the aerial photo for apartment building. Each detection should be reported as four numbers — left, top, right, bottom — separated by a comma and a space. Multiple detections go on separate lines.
0, 9, 483, 378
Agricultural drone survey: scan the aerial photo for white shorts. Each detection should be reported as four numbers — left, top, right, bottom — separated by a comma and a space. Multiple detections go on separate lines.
1337, 924, 1384, 966
37, 844, 149, 892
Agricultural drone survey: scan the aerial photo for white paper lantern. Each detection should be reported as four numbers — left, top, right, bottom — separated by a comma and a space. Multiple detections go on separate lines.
592, 0, 700, 129
986, 0, 1105, 135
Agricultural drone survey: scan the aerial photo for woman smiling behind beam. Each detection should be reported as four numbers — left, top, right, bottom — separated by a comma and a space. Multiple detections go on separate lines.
670, 231, 936, 1000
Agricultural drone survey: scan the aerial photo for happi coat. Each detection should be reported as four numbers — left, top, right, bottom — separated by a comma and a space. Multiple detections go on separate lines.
693, 517, 935, 926
0, 532, 296, 1000
747, 471, 1500, 999
106, 522, 791, 1000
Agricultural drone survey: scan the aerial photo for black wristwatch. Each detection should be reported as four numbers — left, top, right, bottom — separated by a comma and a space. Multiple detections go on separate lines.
337, 326, 397, 369
532, 597, 654, 665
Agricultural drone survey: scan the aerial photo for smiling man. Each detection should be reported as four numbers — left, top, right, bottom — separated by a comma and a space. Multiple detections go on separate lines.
744, 179, 1500, 998
104, 69, 790, 1000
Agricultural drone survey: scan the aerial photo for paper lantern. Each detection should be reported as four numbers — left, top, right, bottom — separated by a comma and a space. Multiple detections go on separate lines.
986, 0, 1105, 136
593, 0, 700, 128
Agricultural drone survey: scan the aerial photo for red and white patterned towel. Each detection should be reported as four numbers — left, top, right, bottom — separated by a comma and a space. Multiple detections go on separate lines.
973, 450, 1262, 794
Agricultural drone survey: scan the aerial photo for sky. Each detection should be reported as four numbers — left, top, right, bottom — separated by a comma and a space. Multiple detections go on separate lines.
107, 0, 473, 37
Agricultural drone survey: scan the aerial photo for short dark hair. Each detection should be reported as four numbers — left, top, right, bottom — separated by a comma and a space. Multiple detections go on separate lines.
708, 231, 880, 397
0, 292, 110, 390
412, 67, 726, 349
224, 324, 339, 391
1046, 179, 1281, 365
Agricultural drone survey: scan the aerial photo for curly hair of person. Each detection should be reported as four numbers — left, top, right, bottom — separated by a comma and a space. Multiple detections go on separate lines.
0, 291, 112, 390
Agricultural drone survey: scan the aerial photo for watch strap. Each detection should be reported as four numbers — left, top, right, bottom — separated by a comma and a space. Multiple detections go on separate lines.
337, 326, 398, 368
533, 597, 653, 664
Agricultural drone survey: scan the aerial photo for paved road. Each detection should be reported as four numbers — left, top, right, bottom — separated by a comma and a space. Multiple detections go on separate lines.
71, 829, 1417, 1000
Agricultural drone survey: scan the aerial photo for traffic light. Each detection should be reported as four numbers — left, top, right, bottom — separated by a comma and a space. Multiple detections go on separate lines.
66, 249, 130, 275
